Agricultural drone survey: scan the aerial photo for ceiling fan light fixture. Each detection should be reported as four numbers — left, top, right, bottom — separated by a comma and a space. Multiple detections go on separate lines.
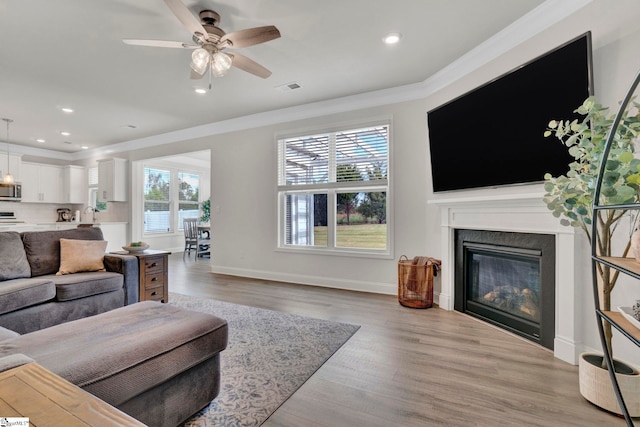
191, 48, 210, 75
211, 52, 232, 77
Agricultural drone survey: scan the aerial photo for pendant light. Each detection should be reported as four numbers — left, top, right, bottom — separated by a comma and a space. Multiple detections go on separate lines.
2, 118, 13, 184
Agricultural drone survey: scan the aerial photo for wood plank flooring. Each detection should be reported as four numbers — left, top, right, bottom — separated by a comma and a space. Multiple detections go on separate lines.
170, 254, 626, 426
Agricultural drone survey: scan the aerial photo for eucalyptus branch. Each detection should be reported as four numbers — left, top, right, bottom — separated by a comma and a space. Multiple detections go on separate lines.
543, 96, 640, 363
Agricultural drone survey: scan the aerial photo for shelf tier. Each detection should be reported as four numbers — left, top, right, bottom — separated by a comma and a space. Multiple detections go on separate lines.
596, 256, 640, 280
600, 311, 640, 346
593, 203, 640, 211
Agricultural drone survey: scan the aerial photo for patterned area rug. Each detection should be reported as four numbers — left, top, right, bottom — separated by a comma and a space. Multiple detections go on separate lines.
169, 292, 360, 426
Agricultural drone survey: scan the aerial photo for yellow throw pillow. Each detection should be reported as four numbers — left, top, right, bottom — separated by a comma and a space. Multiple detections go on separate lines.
57, 238, 108, 275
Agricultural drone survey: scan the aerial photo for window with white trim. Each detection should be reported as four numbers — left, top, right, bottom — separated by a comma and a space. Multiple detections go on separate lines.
88, 167, 107, 212
143, 167, 200, 234
277, 123, 390, 254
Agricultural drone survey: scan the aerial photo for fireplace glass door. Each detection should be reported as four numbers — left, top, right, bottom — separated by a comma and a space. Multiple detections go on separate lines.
467, 245, 541, 323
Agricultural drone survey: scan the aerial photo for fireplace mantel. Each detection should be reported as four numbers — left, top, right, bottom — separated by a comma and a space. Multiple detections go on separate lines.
429, 192, 581, 364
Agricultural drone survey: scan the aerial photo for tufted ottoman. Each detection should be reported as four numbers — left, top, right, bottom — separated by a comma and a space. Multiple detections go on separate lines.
0, 301, 228, 427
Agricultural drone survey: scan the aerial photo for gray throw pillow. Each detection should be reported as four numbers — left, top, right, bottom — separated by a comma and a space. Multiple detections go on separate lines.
0, 232, 31, 280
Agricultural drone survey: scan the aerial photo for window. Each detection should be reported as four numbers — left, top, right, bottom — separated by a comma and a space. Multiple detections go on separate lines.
277, 123, 390, 254
143, 167, 201, 234
87, 167, 107, 212
178, 172, 200, 228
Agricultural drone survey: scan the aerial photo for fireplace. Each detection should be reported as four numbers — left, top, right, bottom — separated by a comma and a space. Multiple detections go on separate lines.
454, 229, 556, 349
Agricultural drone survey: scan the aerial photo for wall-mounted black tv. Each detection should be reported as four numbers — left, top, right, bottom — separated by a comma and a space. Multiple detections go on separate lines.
427, 32, 593, 193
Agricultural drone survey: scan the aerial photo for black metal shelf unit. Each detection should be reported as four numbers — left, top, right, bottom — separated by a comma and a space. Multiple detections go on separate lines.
591, 69, 640, 427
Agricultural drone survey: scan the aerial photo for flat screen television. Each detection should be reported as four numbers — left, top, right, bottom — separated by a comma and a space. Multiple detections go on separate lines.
427, 32, 593, 193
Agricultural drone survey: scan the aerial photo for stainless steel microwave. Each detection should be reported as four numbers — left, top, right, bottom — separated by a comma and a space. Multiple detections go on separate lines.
0, 182, 21, 201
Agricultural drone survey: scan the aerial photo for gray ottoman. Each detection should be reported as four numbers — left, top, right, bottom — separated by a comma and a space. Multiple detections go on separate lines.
0, 301, 228, 427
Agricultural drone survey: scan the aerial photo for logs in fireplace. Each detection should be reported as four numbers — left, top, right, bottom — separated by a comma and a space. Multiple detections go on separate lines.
454, 229, 556, 350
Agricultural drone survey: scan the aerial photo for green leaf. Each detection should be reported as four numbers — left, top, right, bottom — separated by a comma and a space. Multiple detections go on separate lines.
568, 146, 581, 158
606, 160, 620, 170
627, 174, 640, 185
603, 171, 620, 184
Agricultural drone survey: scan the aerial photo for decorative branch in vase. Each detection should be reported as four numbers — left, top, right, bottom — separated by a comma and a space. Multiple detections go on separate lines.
543, 96, 640, 359
543, 95, 640, 415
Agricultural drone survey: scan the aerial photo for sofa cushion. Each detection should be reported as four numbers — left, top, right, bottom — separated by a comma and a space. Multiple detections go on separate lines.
0, 278, 56, 315
57, 239, 107, 275
43, 271, 124, 301
0, 301, 228, 406
0, 326, 20, 341
22, 227, 104, 277
0, 232, 31, 281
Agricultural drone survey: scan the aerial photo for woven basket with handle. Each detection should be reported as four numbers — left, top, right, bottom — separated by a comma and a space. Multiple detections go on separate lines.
398, 255, 441, 308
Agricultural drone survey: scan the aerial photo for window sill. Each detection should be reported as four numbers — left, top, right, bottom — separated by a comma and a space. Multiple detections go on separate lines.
276, 245, 394, 260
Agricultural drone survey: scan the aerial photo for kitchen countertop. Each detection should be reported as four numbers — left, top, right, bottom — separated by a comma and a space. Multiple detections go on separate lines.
0, 221, 128, 228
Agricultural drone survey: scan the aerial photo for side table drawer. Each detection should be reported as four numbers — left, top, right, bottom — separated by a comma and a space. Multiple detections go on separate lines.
145, 272, 165, 288
143, 256, 165, 274
144, 287, 164, 301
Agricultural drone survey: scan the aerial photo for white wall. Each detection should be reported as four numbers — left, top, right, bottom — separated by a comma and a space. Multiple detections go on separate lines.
12, 0, 640, 363
205, 101, 429, 293
200, 0, 640, 362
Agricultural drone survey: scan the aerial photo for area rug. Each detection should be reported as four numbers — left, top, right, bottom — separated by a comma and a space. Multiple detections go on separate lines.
169, 292, 360, 426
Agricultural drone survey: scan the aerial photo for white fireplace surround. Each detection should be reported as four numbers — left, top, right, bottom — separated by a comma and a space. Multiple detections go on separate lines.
430, 191, 580, 364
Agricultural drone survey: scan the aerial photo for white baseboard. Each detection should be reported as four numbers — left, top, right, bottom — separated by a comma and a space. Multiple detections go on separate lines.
210, 265, 397, 295
554, 336, 579, 365
434, 292, 451, 310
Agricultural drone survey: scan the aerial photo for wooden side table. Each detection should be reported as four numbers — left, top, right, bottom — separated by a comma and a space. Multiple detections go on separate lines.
0, 362, 145, 426
111, 249, 171, 303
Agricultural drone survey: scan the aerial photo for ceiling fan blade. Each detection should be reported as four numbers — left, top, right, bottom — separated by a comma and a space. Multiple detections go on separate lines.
122, 39, 197, 49
228, 52, 272, 79
164, 0, 207, 37
220, 26, 280, 48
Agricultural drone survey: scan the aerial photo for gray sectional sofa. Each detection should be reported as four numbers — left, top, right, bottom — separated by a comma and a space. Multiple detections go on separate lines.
0, 301, 228, 427
0, 227, 138, 334
0, 226, 229, 426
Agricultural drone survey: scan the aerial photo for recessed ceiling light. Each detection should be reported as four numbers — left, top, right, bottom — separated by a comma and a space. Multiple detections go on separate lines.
195, 88, 207, 94
60, 131, 71, 136
383, 32, 402, 45
61, 107, 74, 113
81, 146, 89, 150
36, 138, 46, 143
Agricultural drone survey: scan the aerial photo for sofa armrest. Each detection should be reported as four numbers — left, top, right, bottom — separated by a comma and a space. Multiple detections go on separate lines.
0, 354, 34, 373
104, 254, 139, 305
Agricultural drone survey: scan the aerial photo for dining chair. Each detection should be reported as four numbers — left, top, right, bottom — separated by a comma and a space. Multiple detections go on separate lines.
183, 218, 210, 260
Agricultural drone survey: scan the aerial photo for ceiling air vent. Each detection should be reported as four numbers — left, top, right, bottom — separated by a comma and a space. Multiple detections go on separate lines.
275, 82, 301, 92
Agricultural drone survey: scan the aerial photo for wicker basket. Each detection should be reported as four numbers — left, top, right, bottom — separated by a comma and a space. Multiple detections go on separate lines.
398, 255, 441, 308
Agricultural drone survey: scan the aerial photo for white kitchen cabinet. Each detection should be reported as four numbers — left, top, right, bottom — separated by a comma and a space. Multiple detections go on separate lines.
21, 162, 63, 203
62, 165, 86, 204
98, 158, 127, 202
0, 153, 21, 183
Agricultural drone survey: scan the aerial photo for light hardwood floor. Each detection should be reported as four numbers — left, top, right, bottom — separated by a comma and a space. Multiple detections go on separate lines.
170, 254, 626, 427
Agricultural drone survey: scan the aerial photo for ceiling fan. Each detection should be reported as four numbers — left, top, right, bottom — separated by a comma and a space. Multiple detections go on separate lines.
123, 0, 281, 83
